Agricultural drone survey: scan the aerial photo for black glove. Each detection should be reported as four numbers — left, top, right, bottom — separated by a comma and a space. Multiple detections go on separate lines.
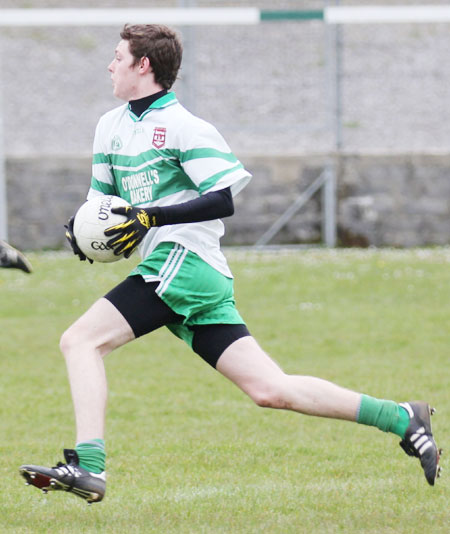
104, 206, 163, 258
64, 216, 93, 263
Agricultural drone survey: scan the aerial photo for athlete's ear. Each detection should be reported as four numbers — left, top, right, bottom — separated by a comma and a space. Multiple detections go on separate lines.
139, 56, 152, 74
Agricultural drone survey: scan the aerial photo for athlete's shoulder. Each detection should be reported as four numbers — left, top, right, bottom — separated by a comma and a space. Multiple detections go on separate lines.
97, 103, 129, 126
169, 102, 221, 138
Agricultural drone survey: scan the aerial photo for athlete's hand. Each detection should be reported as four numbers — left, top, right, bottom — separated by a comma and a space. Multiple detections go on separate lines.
64, 216, 93, 263
104, 206, 161, 258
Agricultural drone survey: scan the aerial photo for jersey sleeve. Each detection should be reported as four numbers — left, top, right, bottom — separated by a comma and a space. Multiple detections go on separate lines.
178, 118, 251, 197
89, 119, 118, 197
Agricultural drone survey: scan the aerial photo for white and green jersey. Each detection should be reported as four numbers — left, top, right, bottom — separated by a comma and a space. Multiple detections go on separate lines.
87, 92, 251, 277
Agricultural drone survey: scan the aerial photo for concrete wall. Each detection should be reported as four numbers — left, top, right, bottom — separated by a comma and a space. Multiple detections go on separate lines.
6, 153, 450, 250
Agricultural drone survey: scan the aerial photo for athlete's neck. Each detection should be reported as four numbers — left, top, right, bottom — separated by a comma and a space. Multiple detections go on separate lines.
129, 89, 168, 117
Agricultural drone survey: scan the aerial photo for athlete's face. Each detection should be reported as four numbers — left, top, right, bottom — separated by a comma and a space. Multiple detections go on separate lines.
108, 40, 140, 101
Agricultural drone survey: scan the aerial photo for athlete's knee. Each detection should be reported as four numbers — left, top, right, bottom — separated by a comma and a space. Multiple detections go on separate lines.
60, 327, 73, 357
60, 321, 122, 359
59, 324, 103, 358
59, 324, 83, 357
249, 389, 276, 408
246, 376, 290, 409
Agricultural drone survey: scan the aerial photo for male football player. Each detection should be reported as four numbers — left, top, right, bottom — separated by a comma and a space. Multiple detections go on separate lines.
20, 24, 441, 504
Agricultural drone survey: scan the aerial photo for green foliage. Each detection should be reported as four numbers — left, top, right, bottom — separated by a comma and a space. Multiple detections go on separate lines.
0, 248, 448, 533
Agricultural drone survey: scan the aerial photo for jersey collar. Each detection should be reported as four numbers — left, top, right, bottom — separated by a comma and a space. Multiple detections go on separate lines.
128, 92, 178, 122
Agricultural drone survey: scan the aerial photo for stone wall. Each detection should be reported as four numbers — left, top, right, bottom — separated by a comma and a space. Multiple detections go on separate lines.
337, 154, 450, 247
6, 153, 450, 250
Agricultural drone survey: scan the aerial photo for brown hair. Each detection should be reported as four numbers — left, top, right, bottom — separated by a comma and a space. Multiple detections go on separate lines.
120, 24, 183, 90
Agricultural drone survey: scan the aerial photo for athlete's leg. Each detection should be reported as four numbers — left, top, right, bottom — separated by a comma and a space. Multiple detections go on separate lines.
59, 297, 134, 443
215, 335, 441, 485
18, 297, 132, 503
215, 335, 360, 420
60, 277, 183, 443
20, 276, 183, 502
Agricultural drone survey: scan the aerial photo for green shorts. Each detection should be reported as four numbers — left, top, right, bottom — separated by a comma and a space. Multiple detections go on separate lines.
130, 242, 245, 347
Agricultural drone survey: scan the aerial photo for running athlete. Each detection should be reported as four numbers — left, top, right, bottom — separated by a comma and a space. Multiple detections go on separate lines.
0, 239, 32, 273
19, 24, 441, 504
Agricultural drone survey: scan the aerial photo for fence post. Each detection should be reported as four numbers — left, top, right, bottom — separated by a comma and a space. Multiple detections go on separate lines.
322, 164, 337, 247
0, 49, 8, 241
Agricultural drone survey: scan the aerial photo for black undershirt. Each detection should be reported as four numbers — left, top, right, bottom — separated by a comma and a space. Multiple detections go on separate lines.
128, 92, 235, 226
129, 89, 168, 117
156, 187, 234, 226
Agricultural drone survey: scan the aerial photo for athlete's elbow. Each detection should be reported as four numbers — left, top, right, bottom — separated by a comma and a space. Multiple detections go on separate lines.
225, 203, 235, 217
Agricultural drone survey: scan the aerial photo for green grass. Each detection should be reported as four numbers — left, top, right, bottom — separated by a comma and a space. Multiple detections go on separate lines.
0, 248, 448, 533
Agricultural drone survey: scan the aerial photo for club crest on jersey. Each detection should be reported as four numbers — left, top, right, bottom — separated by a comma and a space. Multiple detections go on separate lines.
111, 135, 122, 151
152, 127, 166, 149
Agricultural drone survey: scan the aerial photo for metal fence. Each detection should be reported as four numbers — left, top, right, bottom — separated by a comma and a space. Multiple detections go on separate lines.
2, 2, 450, 154
1, 1, 450, 244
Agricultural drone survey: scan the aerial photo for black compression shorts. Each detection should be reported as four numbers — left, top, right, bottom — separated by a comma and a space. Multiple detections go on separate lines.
104, 276, 250, 368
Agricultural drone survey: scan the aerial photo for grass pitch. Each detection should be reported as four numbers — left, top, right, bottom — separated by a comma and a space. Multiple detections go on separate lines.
0, 247, 448, 533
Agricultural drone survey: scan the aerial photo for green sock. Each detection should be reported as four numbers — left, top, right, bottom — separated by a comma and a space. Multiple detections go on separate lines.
75, 439, 106, 474
357, 394, 410, 438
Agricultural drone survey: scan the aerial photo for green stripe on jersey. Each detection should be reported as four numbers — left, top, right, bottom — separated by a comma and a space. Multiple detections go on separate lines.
108, 148, 178, 168
103, 149, 242, 205
93, 153, 110, 165
108, 147, 236, 169
90, 177, 117, 195
180, 148, 238, 164
199, 162, 245, 194
112, 160, 197, 205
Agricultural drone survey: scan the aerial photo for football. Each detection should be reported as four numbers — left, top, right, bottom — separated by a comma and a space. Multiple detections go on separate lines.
73, 195, 130, 263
